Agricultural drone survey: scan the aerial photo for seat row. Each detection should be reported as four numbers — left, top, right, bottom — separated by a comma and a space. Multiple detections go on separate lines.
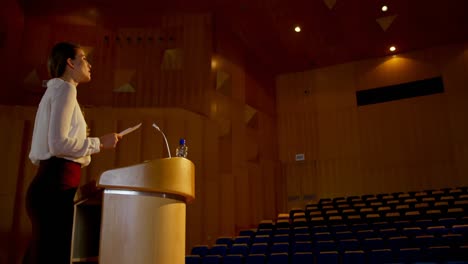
315, 187, 468, 206
187, 245, 468, 264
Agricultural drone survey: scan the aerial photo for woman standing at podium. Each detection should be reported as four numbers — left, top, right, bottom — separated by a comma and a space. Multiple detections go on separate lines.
24, 42, 121, 264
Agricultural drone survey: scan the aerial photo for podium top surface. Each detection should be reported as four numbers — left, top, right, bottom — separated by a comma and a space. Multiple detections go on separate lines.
97, 157, 195, 202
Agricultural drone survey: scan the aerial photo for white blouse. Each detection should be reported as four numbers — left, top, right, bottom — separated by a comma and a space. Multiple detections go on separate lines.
29, 78, 101, 167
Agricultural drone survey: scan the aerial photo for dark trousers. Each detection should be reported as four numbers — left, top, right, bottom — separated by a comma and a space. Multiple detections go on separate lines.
23, 157, 81, 264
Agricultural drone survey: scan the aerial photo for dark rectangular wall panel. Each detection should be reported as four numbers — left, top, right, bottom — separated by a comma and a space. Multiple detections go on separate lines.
356, 77, 444, 106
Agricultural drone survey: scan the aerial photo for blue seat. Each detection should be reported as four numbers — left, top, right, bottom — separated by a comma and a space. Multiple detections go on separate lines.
356, 229, 376, 240
313, 232, 332, 240
314, 240, 336, 253
329, 224, 349, 233
452, 224, 468, 235
202, 255, 222, 264
258, 220, 275, 230
275, 228, 290, 235
239, 229, 256, 238
253, 235, 270, 244
441, 234, 464, 247
338, 239, 360, 252
368, 249, 393, 264
268, 253, 289, 264
379, 228, 399, 239
191, 245, 209, 257
342, 250, 365, 264
272, 234, 290, 244
216, 237, 233, 248
229, 244, 249, 257
208, 244, 228, 257
362, 237, 385, 251
426, 246, 452, 262
223, 254, 244, 264
234, 236, 251, 245
250, 243, 268, 255
294, 233, 311, 242
293, 241, 312, 253
413, 235, 436, 249
276, 219, 290, 229
317, 251, 339, 264
293, 226, 310, 234
388, 236, 410, 250
334, 231, 354, 240
397, 247, 422, 262
350, 223, 369, 233
402, 227, 424, 237
270, 242, 289, 254
186, 255, 201, 264
291, 252, 313, 264
245, 253, 266, 264
310, 225, 328, 233
426, 225, 449, 236
256, 229, 273, 237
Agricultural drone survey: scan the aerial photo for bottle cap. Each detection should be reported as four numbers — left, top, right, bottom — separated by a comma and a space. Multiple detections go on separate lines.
179, 138, 186, 145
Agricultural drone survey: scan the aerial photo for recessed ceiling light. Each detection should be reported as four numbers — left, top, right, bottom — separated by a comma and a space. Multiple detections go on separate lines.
381, 5, 388, 12
294, 26, 301, 33
389, 46, 396, 52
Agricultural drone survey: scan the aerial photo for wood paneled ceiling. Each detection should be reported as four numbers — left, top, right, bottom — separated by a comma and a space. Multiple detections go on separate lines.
20, 0, 468, 74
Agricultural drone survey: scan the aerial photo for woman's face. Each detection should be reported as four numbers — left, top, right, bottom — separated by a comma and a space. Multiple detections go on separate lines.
70, 48, 92, 83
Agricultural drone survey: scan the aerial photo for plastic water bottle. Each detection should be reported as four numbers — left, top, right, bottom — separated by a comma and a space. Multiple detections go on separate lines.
175, 138, 188, 158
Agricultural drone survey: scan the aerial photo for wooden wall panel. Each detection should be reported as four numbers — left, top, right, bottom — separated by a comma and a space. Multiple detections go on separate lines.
277, 43, 468, 207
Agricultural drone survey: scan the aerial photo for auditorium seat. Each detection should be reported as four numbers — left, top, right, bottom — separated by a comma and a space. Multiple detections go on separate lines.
272, 234, 289, 244
368, 248, 393, 264
314, 240, 336, 252
291, 252, 313, 264
294, 233, 311, 242
252, 235, 270, 244
362, 237, 385, 251
208, 244, 228, 257
215, 237, 233, 248
223, 254, 244, 264
397, 247, 422, 262
245, 254, 266, 264
239, 229, 256, 238
338, 239, 360, 252
316, 251, 339, 264
249, 243, 268, 255
293, 241, 312, 253
229, 243, 249, 257
186, 255, 201, 264
274, 228, 290, 235
234, 236, 251, 245
202, 255, 222, 264
342, 250, 365, 264
191, 245, 209, 257
267, 253, 288, 264
269, 242, 289, 254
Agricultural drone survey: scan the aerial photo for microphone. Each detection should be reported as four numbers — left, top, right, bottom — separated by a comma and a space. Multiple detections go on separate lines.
152, 123, 172, 158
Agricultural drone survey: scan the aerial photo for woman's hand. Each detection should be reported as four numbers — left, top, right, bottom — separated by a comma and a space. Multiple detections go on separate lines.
99, 133, 122, 150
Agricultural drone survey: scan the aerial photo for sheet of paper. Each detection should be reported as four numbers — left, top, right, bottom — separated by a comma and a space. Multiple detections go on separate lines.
118, 123, 142, 136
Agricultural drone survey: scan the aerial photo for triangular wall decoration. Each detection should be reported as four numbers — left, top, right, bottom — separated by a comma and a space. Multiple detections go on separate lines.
216, 70, 232, 96
323, 0, 337, 10
244, 104, 258, 128
161, 48, 183, 70
113, 83, 136, 93
114, 69, 136, 91
23, 69, 41, 86
376, 15, 398, 32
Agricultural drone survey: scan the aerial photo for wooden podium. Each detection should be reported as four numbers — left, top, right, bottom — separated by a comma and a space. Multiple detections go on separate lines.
71, 157, 195, 264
